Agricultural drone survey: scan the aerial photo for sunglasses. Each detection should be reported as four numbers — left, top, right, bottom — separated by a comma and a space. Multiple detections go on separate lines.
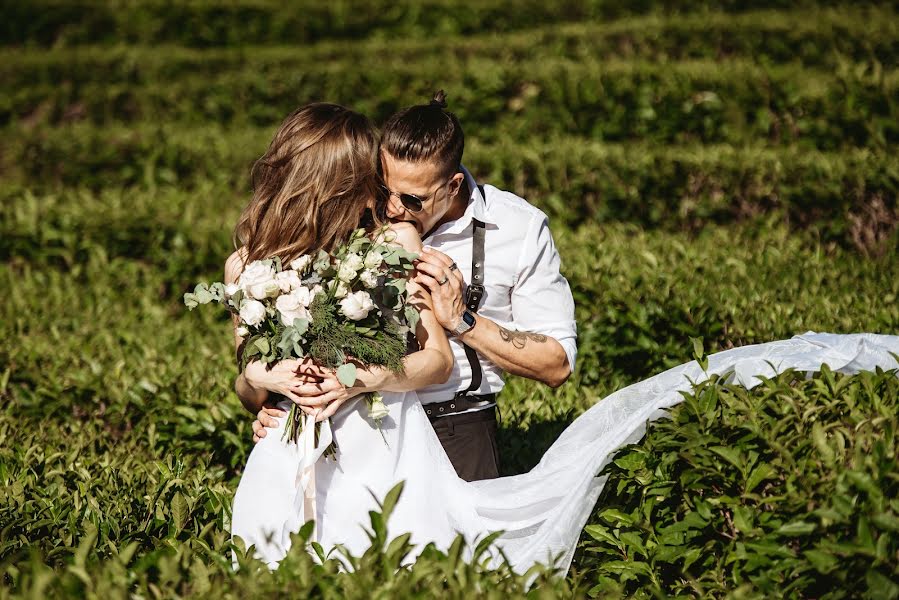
380, 176, 457, 213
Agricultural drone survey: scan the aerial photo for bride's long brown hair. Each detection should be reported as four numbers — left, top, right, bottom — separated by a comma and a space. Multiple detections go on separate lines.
234, 103, 383, 266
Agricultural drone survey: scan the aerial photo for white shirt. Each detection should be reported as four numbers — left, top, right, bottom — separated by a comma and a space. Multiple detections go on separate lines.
417, 166, 578, 406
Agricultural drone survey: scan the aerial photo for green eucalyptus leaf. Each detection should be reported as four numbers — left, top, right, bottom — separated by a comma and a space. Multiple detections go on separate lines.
336, 363, 357, 387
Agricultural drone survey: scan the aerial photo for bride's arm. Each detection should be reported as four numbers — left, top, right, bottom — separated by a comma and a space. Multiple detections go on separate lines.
297, 223, 454, 422
226, 250, 313, 415
361, 222, 453, 390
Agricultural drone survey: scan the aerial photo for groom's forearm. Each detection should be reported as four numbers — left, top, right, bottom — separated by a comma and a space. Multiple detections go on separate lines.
456, 315, 571, 388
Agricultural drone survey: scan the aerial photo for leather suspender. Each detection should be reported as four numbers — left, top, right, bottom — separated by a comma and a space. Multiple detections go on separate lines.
458, 184, 487, 396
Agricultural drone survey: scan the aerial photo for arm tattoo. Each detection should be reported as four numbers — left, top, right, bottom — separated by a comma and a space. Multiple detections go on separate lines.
498, 326, 548, 349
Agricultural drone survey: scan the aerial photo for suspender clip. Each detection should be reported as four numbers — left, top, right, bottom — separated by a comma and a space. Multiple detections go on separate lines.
466, 284, 485, 311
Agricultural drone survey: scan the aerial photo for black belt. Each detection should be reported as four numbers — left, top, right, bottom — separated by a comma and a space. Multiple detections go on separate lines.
424, 393, 497, 420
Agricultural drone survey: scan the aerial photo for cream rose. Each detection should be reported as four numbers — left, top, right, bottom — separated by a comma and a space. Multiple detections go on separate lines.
359, 269, 379, 288
337, 253, 364, 282
332, 280, 349, 299
239, 299, 267, 326
239, 261, 279, 299
368, 394, 389, 421
275, 270, 303, 293
339, 290, 374, 320
364, 250, 384, 269
276, 289, 312, 326
290, 254, 312, 272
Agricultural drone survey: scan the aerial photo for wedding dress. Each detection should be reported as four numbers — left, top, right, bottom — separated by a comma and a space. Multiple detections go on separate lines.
231, 332, 899, 573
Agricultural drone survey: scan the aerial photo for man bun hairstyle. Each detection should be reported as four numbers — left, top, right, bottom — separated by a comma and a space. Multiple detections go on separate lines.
382, 89, 464, 178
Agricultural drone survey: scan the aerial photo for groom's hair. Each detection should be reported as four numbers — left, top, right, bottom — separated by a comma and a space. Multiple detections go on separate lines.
381, 90, 464, 178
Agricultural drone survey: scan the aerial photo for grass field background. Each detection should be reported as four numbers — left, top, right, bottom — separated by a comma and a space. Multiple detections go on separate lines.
1, 1, 898, 597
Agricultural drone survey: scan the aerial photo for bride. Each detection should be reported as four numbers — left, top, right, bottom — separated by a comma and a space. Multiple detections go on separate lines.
225, 103, 899, 573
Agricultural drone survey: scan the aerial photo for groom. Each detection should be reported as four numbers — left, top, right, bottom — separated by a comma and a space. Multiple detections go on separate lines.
251, 91, 578, 481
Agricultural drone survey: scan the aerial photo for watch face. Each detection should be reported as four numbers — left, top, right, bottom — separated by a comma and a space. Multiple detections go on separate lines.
462, 311, 476, 327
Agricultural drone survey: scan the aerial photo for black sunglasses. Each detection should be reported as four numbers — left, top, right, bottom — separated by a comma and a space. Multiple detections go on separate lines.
380, 177, 456, 213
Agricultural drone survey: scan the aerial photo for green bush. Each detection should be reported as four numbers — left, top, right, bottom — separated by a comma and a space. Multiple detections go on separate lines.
577, 367, 899, 598
5, 56, 896, 149
4, 131, 896, 250
1, 0, 875, 47
3, 7, 896, 86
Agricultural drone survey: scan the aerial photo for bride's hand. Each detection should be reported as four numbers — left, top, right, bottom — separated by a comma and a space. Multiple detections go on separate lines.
243, 358, 327, 405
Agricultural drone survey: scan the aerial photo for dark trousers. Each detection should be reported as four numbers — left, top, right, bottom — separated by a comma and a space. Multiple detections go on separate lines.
428, 407, 500, 481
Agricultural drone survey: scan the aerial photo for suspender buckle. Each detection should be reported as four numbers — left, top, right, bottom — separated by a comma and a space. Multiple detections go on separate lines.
465, 284, 485, 311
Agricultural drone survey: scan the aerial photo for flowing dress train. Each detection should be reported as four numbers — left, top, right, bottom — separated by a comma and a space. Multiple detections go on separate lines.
231, 332, 899, 572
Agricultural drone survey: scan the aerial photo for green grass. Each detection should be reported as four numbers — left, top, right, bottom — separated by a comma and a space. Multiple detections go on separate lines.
2, 1, 898, 597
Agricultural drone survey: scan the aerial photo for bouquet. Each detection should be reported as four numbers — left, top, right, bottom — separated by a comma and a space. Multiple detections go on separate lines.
184, 227, 419, 456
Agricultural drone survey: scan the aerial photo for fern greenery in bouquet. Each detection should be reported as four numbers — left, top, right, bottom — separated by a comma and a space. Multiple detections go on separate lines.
184, 227, 419, 455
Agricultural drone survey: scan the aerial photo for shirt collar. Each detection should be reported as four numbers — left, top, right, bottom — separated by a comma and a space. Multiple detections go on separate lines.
427, 165, 496, 238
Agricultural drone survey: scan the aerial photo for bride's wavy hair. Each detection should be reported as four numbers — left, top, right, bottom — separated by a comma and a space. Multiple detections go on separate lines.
234, 103, 384, 266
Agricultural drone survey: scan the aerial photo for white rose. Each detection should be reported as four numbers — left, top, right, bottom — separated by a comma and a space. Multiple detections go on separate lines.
239, 261, 279, 299
364, 250, 384, 269
293, 285, 314, 307
337, 253, 364, 282
359, 269, 378, 288
339, 290, 374, 321
239, 299, 267, 327
275, 270, 303, 293
235, 326, 249, 337
368, 394, 389, 421
333, 280, 349, 299
275, 290, 312, 326
290, 254, 312, 272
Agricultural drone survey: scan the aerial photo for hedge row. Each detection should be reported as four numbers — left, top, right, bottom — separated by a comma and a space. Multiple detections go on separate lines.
4, 125, 896, 247
2, 0, 882, 47
6, 57, 897, 149
578, 367, 899, 597
4, 7, 896, 87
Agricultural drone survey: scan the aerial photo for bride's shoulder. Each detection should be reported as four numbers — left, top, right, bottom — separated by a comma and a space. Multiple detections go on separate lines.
383, 221, 423, 253
224, 247, 248, 284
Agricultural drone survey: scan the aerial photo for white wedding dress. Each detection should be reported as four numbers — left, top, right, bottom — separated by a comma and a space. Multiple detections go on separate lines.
231, 332, 899, 573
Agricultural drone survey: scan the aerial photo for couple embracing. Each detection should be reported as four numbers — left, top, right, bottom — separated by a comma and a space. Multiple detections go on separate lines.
222, 92, 899, 573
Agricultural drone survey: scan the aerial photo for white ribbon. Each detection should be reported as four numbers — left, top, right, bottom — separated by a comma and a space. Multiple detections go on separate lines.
292, 413, 333, 531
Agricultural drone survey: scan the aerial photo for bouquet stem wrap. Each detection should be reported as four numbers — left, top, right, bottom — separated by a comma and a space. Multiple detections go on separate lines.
293, 412, 333, 527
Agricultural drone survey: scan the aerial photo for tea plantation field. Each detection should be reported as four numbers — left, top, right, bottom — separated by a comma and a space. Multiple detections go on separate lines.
1, 1, 898, 597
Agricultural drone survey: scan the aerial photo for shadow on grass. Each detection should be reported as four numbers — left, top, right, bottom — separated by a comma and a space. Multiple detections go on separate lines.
497, 416, 574, 476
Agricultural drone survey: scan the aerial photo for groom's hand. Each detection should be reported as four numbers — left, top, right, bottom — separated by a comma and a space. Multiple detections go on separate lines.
414, 246, 466, 330
251, 405, 286, 443
292, 370, 354, 422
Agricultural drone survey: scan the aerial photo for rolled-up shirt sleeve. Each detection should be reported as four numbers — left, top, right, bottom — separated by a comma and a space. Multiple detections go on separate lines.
511, 212, 578, 372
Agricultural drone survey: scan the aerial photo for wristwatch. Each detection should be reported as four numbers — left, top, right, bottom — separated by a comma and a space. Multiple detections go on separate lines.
451, 310, 477, 336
